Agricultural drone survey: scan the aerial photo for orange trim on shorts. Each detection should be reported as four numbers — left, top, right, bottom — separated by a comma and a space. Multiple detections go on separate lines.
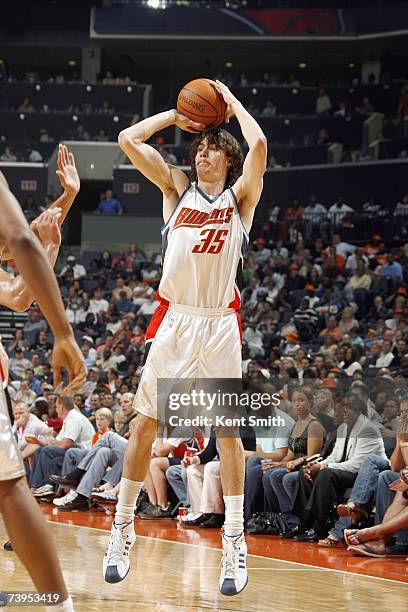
145, 292, 170, 341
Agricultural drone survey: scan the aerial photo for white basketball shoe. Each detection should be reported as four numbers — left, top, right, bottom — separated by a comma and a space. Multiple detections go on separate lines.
219, 532, 248, 596
103, 520, 136, 583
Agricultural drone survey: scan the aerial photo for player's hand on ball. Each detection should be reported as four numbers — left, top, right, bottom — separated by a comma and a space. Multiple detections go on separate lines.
52, 335, 87, 395
31, 207, 62, 248
56, 144, 80, 195
214, 80, 237, 123
174, 111, 206, 134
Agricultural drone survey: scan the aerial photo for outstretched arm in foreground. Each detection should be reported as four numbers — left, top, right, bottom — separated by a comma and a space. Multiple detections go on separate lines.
1, 144, 79, 260
0, 174, 86, 393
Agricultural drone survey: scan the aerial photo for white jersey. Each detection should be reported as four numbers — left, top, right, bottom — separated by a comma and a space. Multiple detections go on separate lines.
159, 183, 248, 308
0, 383, 25, 481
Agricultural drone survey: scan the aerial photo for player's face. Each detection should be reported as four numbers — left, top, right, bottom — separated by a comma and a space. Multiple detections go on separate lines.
195, 139, 231, 183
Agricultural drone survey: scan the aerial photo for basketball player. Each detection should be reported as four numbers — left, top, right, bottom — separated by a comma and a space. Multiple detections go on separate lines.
0, 153, 86, 611
103, 80, 266, 596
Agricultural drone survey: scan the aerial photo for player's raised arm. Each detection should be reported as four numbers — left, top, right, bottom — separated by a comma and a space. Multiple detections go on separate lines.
0, 173, 86, 392
118, 110, 205, 220
1, 144, 79, 261
0, 208, 62, 312
214, 81, 267, 224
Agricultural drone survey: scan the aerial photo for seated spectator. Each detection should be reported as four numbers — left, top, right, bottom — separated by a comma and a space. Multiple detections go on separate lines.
52, 411, 129, 511
316, 87, 331, 115
99, 249, 113, 273
244, 390, 295, 525
24, 143, 42, 162
18, 97, 35, 113
293, 298, 321, 343
355, 96, 374, 117
75, 125, 90, 141
177, 425, 256, 528
139, 427, 204, 519
90, 287, 109, 316
375, 340, 397, 369
9, 348, 32, 379
267, 155, 282, 169
12, 401, 50, 460
112, 275, 133, 301
260, 387, 325, 536
293, 392, 388, 542
0, 146, 17, 161
260, 99, 277, 118
14, 379, 37, 407
29, 395, 95, 498
316, 128, 331, 146
381, 254, 403, 282
60, 254, 86, 279
94, 128, 110, 142
96, 189, 123, 215
328, 196, 354, 227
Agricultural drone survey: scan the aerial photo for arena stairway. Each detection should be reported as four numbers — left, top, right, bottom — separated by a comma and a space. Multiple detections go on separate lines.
0, 306, 28, 343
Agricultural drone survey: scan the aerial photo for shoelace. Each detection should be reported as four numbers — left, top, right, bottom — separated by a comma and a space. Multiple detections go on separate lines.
222, 537, 241, 579
106, 525, 128, 566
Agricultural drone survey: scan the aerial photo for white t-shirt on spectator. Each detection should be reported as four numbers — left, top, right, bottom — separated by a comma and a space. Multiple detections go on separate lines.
14, 413, 49, 450
255, 408, 295, 454
90, 298, 109, 314
138, 300, 159, 315
56, 409, 95, 449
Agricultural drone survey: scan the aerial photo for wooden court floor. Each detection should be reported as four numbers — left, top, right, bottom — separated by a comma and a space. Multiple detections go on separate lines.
0, 509, 407, 611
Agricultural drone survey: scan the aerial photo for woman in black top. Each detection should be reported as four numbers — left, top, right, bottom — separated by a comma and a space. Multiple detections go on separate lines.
262, 386, 325, 530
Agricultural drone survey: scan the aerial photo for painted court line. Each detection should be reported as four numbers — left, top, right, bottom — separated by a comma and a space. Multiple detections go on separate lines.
48, 520, 408, 586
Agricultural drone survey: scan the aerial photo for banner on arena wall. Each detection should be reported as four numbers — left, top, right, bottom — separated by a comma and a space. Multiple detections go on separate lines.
92, 7, 351, 38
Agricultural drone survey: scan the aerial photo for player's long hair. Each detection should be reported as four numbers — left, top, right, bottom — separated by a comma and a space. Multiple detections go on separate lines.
190, 128, 244, 188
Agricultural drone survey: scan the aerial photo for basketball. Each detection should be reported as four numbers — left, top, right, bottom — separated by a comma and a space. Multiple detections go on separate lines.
177, 78, 227, 128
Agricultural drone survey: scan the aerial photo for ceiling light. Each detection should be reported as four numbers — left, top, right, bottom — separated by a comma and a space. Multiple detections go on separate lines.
298, 62, 306, 69
68, 60, 77, 66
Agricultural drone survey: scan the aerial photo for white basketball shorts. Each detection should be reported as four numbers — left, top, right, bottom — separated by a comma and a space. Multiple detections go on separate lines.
134, 302, 242, 420
0, 386, 25, 481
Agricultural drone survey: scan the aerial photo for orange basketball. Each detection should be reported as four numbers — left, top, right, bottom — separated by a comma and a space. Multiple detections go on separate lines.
177, 78, 227, 128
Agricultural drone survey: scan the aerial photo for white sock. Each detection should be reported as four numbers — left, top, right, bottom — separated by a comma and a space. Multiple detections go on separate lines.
46, 595, 74, 611
115, 478, 143, 526
223, 494, 244, 537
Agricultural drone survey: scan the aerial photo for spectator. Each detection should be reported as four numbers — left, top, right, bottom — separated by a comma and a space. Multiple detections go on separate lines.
316, 128, 331, 146
25, 143, 43, 162
12, 402, 50, 460
294, 392, 387, 541
315, 87, 332, 115
94, 128, 110, 142
18, 97, 35, 113
328, 196, 354, 226
0, 146, 17, 161
96, 189, 123, 215
75, 125, 90, 141
260, 99, 277, 118
29, 395, 95, 497
9, 348, 32, 379
90, 287, 109, 316
60, 254, 87, 280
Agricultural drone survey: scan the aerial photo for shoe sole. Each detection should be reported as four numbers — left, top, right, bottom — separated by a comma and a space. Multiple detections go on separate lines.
347, 545, 385, 558
220, 576, 248, 596
104, 563, 130, 584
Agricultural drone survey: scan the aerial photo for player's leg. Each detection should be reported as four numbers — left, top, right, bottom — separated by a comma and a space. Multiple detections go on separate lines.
201, 312, 248, 596
103, 413, 157, 583
217, 433, 247, 596
0, 476, 74, 611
